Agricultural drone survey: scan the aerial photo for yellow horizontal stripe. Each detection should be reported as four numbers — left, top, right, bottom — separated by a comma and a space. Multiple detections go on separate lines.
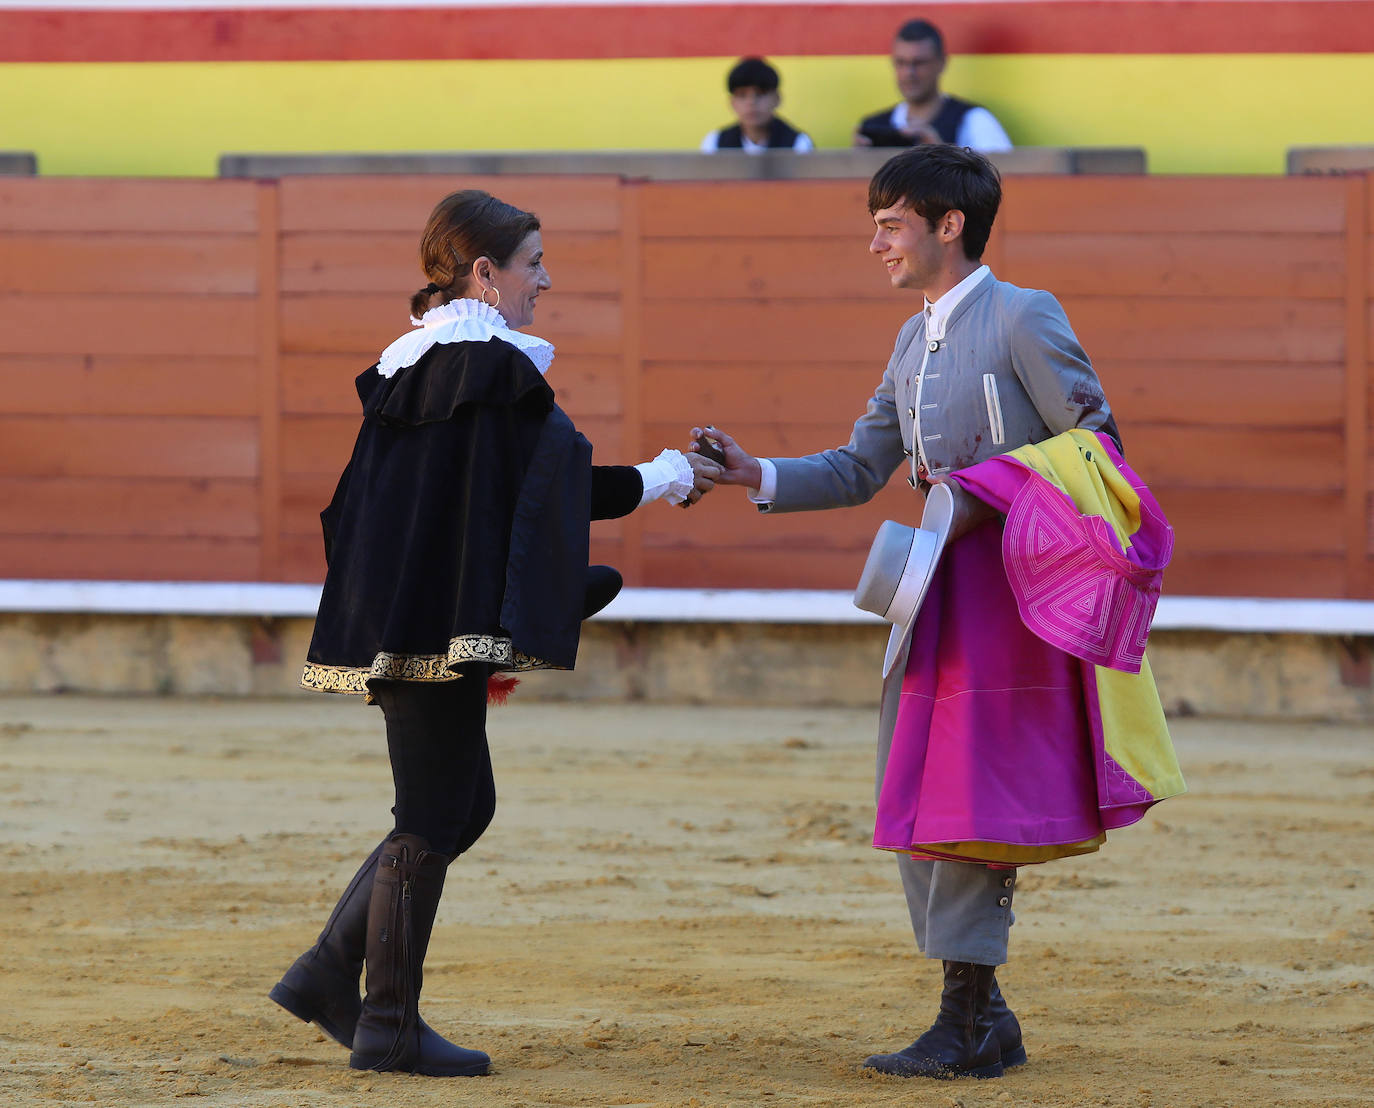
3, 54, 1372, 176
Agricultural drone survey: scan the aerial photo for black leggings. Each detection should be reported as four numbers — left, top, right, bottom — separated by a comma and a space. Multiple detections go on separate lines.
368, 672, 496, 858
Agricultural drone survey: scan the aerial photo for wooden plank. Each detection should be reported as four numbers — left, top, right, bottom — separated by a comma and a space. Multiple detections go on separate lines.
643, 419, 921, 474
644, 363, 918, 426
280, 230, 621, 295
642, 547, 876, 591
647, 232, 1346, 303
1000, 176, 1347, 235
1155, 487, 1345, 555
1345, 175, 1371, 596
548, 356, 624, 420
640, 496, 900, 552
279, 231, 417, 294
0, 416, 258, 479
279, 415, 358, 478
0, 233, 258, 295
0, 476, 258, 538
278, 175, 623, 234
1100, 363, 1343, 430
641, 180, 873, 238
647, 296, 1343, 368
256, 181, 282, 580
587, 536, 623, 573
0, 179, 259, 233
1001, 232, 1347, 300
577, 415, 624, 463
617, 182, 644, 585
1125, 426, 1344, 492
647, 362, 1345, 435
981, 210, 1005, 283
279, 355, 370, 416
277, 534, 326, 584
279, 292, 621, 356
642, 300, 914, 364
279, 352, 623, 418
0, 535, 260, 581
0, 295, 258, 356
1062, 296, 1345, 364
642, 237, 895, 301
0, 355, 258, 417
637, 446, 919, 528
281, 473, 338, 534
1161, 553, 1347, 599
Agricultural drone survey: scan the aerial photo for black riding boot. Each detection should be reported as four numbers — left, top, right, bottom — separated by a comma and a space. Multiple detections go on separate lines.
863, 961, 1004, 1079
988, 974, 1027, 1067
269, 840, 385, 1048
348, 833, 490, 1076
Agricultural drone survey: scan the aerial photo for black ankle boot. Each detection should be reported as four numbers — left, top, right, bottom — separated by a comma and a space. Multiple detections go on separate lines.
348, 833, 489, 1077
269, 841, 384, 1048
863, 961, 1004, 1079
988, 973, 1026, 1067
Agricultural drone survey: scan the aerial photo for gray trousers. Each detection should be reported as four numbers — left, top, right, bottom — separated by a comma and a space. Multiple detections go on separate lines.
876, 667, 1016, 966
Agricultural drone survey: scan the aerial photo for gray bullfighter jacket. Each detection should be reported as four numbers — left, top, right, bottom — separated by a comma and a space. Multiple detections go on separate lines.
763, 273, 1120, 512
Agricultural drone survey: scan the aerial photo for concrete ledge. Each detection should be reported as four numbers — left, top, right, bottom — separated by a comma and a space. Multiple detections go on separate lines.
0, 609, 1369, 722
1287, 145, 1374, 174
218, 147, 1147, 180
4, 580, 1373, 634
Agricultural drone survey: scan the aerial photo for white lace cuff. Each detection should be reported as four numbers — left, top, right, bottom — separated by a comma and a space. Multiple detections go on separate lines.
635, 449, 696, 506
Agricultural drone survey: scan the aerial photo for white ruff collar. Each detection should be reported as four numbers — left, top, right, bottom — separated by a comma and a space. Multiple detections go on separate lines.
376, 298, 556, 378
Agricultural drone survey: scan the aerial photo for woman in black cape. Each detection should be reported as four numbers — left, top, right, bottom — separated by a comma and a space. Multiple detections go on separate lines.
268, 190, 721, 1077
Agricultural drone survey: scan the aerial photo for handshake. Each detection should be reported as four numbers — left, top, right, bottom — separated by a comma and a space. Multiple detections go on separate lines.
677, 423, 996, 542
677, 425, 760, 508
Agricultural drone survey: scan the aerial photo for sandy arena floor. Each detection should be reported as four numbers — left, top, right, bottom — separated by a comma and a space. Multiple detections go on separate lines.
0, 694, 1370, 1108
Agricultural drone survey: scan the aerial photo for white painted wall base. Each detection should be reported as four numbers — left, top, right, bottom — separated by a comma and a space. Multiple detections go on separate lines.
1, 580, 1372, 636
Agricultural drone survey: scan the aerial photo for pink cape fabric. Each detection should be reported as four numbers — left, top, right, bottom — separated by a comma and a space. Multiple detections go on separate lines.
956, 435, 1172, 674
873, 438, 1172, 857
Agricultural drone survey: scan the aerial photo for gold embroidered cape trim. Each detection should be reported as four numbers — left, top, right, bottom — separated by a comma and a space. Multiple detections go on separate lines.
300, 633, 554, 695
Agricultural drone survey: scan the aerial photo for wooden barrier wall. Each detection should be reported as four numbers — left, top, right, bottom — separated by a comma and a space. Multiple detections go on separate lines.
1, 174, 1370, 599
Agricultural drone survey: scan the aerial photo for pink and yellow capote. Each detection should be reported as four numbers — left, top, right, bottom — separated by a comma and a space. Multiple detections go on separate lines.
874, 429, 1186, 866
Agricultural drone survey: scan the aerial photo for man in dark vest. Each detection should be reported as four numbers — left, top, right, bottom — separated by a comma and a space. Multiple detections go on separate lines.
854, 20, 1012, 151
701, 57, 814, 154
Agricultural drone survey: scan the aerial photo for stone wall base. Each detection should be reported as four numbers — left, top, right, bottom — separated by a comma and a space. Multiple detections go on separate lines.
0, 613, 1370, 722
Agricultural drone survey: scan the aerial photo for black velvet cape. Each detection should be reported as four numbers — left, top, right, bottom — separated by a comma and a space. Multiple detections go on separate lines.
301, 336, 639, 695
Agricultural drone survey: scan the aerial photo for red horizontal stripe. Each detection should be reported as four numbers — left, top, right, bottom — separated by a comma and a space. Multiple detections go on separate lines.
2, 2, 1372, 62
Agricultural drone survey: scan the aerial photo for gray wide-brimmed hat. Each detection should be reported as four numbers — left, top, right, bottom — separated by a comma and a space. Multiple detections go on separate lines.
853, 481, 955, 678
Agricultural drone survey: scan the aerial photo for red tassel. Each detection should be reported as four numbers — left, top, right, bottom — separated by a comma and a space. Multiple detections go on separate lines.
486, 672, 519, 706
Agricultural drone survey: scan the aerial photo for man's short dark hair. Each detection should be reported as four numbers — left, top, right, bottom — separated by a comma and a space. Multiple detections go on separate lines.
868, 145, 1002, 261
895, 18, 944, 56
727, 57, 780, 94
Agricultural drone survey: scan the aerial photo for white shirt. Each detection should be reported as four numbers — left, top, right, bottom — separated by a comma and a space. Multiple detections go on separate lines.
700, 129, 814, 154
891, 102, 1012, 153
924, 264, 992, 341
749, 266, 992, 505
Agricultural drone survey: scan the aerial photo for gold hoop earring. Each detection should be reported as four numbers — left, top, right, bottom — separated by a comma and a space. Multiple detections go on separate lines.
481, 286, 501, 309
